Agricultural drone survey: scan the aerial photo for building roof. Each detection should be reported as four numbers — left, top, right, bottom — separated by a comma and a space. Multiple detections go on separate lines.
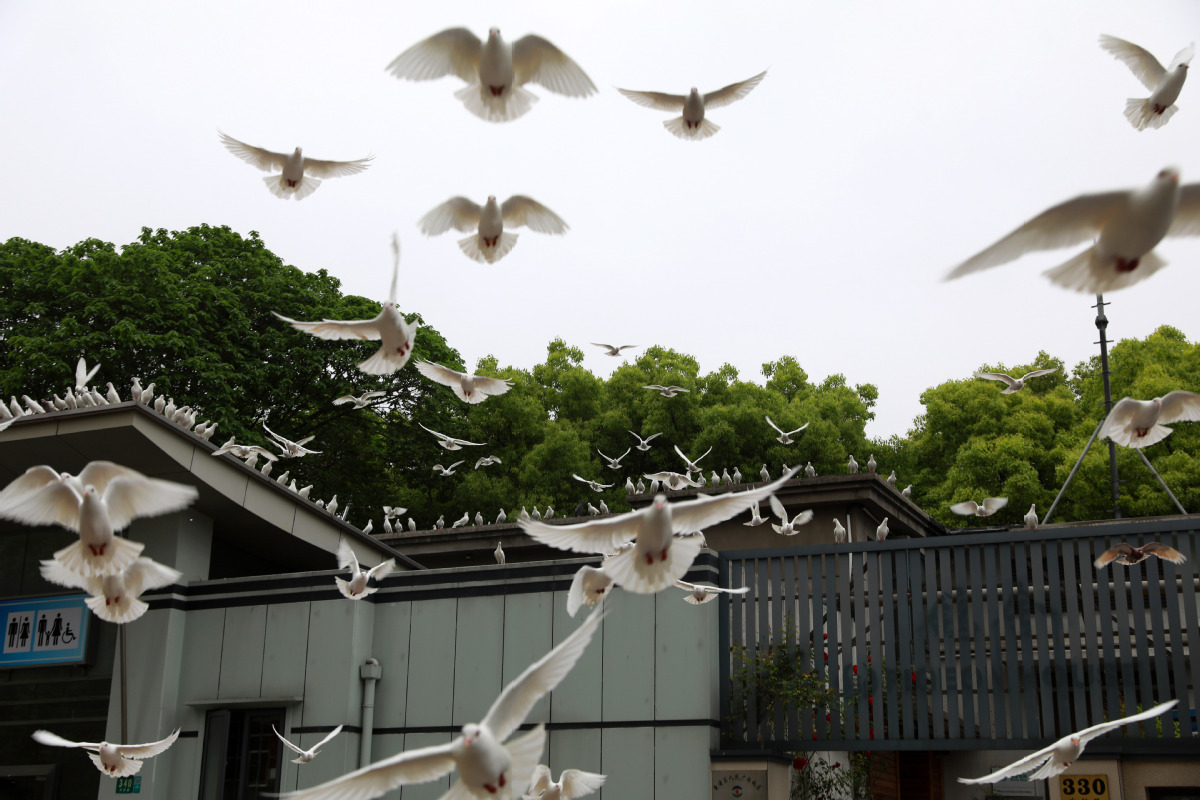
0, 401, 421, 574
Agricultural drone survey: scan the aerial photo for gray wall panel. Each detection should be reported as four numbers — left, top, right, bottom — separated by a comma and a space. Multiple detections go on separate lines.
550, 591, 603, 723
373, 602, 413, 730
218, 603, 267, 699
502, 591, 554, 727
654, 726, 710, 800
452, 595, 505, 725
405, 598, 459, 727
179, 607, 226, 702
304, 599, 363, 724
263, 602, 311, 699
600, 726, 653, 800
654, 591, 715, 721
602, 590, 655, 722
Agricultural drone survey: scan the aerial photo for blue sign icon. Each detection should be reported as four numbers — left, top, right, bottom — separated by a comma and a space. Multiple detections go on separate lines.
1, 594, 90, 668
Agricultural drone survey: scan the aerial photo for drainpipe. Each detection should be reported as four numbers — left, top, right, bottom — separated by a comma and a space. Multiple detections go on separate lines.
359, 658, 382, 767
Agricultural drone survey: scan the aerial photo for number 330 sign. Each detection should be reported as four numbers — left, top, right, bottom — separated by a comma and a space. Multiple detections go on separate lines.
1059, 775, 1109, 799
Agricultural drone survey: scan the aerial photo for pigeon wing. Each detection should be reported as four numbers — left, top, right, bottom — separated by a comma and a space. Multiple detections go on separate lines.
975, 372, 1018, 388
273, 725, 308, 756
273, 312, 383, 341
77, 461, 144, 496
0, 465, 63, 508
1, 481, 83, 530
1099, 397, 1142, 445
500, 196, 569, 234
561, 768, 607, 797
957, 746, 1057, 784
512, 35, 597, 97
1156, 390, 1200, 424
949, 501, 981, 516
274, 739, 457, 800
1076, 700, 1178, 746
1167, 184, 1200, 237
1168, 43, 1196, 71
1094, 543, 1133, 568
419, 197, 483, 235
386, 27, 482, 83
1142, 542, 1187, 563
1098, 35, 1167, 90
313, 724, 345, 750
481, 608, 605, 741
123, 558, 183, 598
102, 477, 198, 531
946, 191, 1127, 279
616, 88, 686, 111
301, 155, 374, 180
415, 359, 467, 388
765, 416, 785, 435
76, 357, 100, 390
703, 70, 767, 110
671, 470, 799, 534
218, 132, 287, 172
521, 513, 640, 554
117, 728, 181, 759
1018, 368, 1058, 381
528, 765, 554, 796
981, 497, 1009, 515
32, 730, 101, 750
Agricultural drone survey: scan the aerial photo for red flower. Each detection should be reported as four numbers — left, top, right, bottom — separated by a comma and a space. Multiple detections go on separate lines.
911, 671, 917, 683
852, 664, 858, 675
823, 633, 828, 640
833, 762, 842, 769
868, 697, 873, 706
826, 712, 831, 721
813, 732, 818, 740
793, 757, 809, 770
823, 652, 829, 660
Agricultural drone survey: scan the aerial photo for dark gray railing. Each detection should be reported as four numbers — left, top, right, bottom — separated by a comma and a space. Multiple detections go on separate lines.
719, 518, 1199, 752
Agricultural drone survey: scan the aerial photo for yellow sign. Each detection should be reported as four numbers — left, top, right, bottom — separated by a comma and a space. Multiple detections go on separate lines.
1058, 774, 1109, 800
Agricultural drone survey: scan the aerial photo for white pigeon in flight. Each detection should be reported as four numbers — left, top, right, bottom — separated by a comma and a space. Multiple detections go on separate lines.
958, 700, 1177, 784
75, 357, 100, 391
333, 391, 387, 409
415, 359, 514, 403
592, 343, 637, 357
768, 495, 814, 536
526, 764, 606, 800
1099, 391, 1200, 448
273, 725, 344, 765
432, 461, 466, 477
40, 556, 182, 624
945, 167, 1200, 293
386, 27, 597, 123
335, 540, 396, 600
419, 422, 487, 451
743, 500, 769, 527
644, 384, 689, 397
274, 608, 605, 800
1099, 35, 1193, 130
765, 415, 808, 444
618, 70, 767, 140
572, 474, 614, 493
628, 430, 662, 451
673, 579, 750, 605
521, 469, 798, 593
0, 462, 196, 577
32, 728, 181, 778
274, 234, 419, 375
566, 564, 615, 617
643, 471, 703, 491
218, 131, 372, 200
419, 195, 568, 264
261, 421, 323, 458
950, 498, 1009, 517
597, 448, 631, 470
974, 368, 1057, 394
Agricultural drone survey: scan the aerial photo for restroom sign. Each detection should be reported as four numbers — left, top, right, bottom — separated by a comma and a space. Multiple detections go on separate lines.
1, 594, 90, 667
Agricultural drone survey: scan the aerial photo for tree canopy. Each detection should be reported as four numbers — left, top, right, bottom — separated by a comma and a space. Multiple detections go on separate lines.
3, 227, 1197, 531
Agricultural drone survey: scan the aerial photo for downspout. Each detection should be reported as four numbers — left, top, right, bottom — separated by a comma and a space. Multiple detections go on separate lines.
359, 658, 382, 767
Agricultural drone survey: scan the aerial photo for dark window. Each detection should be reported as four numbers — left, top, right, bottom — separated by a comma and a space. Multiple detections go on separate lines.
198, 708, 285, 800
1146, 789, 1200, 800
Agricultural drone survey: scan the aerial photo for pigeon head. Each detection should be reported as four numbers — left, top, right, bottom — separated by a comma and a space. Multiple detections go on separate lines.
1157, 166, 1180, 184
461, 723, 482, 745
488, 27, 500, 39
689, 87, 700, 96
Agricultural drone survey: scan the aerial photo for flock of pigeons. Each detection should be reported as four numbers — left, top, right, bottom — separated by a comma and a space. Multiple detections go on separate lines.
2, 23, 1198, 797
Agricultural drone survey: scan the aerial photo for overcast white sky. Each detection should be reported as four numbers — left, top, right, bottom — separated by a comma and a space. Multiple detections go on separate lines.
1, 1, 1197, 438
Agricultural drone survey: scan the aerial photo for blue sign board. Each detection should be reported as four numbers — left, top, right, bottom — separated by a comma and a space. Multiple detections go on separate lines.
1, 594, 90, 667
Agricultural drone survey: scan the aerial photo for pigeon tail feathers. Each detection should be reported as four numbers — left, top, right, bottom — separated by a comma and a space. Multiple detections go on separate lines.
454, 83, 538, 123
459, 232, 519, 264
663, 116, 720, 140
1125, 96, 1179, 130
1043, 246, 1168, 293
